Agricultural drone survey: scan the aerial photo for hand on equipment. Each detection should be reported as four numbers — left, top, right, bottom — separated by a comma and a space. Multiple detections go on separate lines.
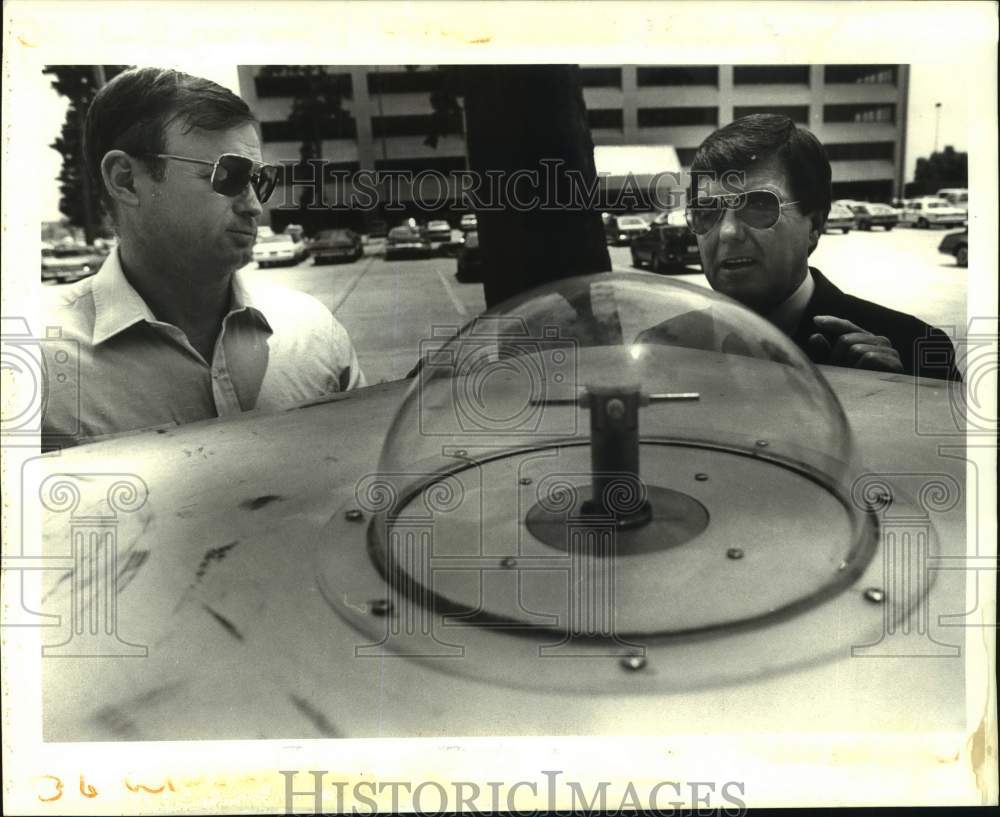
807, 315, 904, 373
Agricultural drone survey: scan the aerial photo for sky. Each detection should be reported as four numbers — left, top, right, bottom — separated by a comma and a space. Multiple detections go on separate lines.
37, 64, 968, 223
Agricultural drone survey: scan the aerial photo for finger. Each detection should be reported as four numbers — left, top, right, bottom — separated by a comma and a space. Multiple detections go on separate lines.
830, 333, 893, 364
812, 315, 868, 336
835, 342, 899, 368
854, 349, 904, 373
807, 332, 832, 363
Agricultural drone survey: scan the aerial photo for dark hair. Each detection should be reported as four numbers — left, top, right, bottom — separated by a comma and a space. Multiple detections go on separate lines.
84, 67, 256, 215
689, 114, 832, 226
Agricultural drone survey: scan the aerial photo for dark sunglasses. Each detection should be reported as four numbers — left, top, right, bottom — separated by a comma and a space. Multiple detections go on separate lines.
144, 153, 279, 203
685, 189, 800, 235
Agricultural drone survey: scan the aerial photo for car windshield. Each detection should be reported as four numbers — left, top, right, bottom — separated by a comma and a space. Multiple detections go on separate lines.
618, 217, 645, 227
389, 227, 418, 239
428, 221, 450, 229
870, 204, 893, 214
259, 235, 294, 243
926, 202, 948, 209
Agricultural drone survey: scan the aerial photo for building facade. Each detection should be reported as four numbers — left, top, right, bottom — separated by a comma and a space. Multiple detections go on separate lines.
237, 64, 908, 230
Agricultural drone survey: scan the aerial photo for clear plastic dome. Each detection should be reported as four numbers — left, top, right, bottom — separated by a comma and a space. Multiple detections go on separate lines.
381, 272, 857, 487
343, 272, 877, 652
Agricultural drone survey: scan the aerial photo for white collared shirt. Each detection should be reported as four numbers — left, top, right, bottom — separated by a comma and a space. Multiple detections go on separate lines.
42, 249, 365, 446
765, 269, 815, 335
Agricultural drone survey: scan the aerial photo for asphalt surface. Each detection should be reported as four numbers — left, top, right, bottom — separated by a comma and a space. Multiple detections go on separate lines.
244, 226, 969, 385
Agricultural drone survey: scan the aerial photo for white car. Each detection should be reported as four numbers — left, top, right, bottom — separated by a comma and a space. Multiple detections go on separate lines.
252, 234, 308, 268
900, 198, 967, 229
459, 213, 478, 231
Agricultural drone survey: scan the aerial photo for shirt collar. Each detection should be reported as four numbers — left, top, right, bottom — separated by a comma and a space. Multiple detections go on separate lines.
766, 269, 815, 335
91, 248, 272, 346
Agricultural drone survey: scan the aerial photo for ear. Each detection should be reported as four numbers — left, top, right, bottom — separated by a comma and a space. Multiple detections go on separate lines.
806, 211, 824, 256
100, 150, 141, 211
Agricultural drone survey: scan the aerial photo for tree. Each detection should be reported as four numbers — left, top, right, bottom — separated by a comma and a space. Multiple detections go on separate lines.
273, 66, 352, 227
906, 146, 968, 198
44, 66, 129, 242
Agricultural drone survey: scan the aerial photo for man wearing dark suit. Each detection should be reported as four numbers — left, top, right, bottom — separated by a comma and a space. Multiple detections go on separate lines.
674, 114, 960, 381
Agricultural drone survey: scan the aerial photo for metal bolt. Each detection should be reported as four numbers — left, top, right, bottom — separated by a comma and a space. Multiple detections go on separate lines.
863, 588, 885, 604
453, 449, 468, 458
519, 477, 533, 486
726, 547, 744, 560
606, 398, 626, 421
345, 509, 364, 522
500, 557, 517, 568
369, 598, 393, 616
620, 654, 647, 672
838, 560, 849, 571
755, 440, 769, 448
694, 473, 709, 482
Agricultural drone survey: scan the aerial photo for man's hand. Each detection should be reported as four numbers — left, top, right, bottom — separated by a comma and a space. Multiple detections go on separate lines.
807, 315, 904, 373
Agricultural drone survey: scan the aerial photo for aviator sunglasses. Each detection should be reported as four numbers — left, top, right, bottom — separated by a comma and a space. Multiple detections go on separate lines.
143, 153, 279, 203
685, 189, 800, 235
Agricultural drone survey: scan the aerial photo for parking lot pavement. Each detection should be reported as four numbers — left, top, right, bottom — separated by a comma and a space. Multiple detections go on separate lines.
244, 252, 486, 383
244, 225, 968, 385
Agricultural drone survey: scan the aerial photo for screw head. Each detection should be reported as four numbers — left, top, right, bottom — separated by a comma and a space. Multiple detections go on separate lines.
620, 654, 646, 672
519, 477, 533, 486
369, 598, 393, 616
345, 509, 364, 522
500, 556, 517, 568
694, 473, 709, 482
726, 547, 744, 560
606, 398, 626, 420
755, 440, 769, 448
453, 449, 468, 458
863, 588, 886, 604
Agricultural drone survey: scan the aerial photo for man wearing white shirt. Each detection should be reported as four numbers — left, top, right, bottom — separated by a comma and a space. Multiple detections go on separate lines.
42, 67, 365, 448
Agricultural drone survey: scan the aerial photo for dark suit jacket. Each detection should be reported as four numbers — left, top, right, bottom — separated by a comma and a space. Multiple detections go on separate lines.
795, 268, 961, 381
636, 268, 962, 381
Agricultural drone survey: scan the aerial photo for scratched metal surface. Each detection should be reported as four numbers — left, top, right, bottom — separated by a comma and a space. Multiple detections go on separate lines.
37, 369, 967, 740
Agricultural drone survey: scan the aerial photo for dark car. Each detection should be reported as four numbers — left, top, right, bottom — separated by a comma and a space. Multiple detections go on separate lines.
455, 230, 484, 282
629, 218, 700, 274
310, 229, 363, 264
849, 203, 898, 231
41, 244, 108, 284
937, 229, 968, 267
604, 214, 650, 246
385, 226, 432, 260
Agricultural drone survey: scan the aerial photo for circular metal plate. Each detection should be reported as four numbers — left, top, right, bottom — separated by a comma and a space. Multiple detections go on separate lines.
315, 443, 936, 693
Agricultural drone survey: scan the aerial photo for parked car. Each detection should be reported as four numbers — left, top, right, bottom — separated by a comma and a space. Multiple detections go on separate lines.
935, 188, 968, 212
459, 213, 478, 232
423, 219, 453, 245
900, 198, 967, 229
630, 216, 700, 274
310, 228, 363, 264
455, 230, 484, 282
385, 225, 432, 260
604, 214, 651, 246
938, 229, 968, 267
825, 203, 855, 234
41, 244, 108, 284
252, 233, 308, 268
849, 202, 898, 231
